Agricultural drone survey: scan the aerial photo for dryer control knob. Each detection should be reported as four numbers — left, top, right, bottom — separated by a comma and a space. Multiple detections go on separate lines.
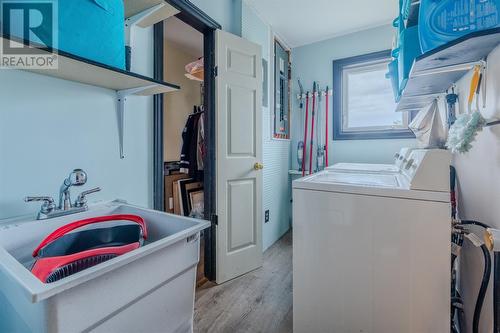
405, 159, 415, 170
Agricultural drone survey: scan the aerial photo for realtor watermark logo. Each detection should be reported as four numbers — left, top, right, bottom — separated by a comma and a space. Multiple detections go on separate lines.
0, 0, 58, 69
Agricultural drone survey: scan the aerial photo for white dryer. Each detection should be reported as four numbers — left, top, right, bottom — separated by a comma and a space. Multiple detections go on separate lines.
293, 149, 451, 333
326, 147, 414, 174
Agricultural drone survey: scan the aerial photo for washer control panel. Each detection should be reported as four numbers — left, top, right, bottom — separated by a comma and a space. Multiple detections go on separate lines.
402, 149, 451, 192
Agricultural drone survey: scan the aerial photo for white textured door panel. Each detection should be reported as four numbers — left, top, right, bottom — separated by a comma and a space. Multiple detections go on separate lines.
216, 30, 263, 283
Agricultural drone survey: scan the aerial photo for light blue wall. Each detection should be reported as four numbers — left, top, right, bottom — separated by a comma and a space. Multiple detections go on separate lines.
242, 2, 290, 251
190, 0, 242, 35
0, 27, 154, 220
291, 25, 416, 169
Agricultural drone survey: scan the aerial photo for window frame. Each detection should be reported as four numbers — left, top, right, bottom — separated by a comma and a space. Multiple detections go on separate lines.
332, 50, 415, 140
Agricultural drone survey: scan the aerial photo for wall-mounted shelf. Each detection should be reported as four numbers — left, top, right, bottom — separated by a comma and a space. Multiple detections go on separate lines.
125, 0, 169, 19
1, 37, 179, 93
125, 0, 179, 28
396, 28, 500, 112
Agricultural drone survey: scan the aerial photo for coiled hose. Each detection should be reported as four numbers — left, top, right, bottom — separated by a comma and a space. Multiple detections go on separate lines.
495, 253, 500, 333
461, 220, 492, 333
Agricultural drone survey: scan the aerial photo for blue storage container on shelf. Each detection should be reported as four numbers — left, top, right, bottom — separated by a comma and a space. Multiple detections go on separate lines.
393, 15, 405, 35
419, 0, 500, 53
401, 0, 412, 19
397, 25, 423, 93
386, 59, 401, 102
2, 0, 125, 69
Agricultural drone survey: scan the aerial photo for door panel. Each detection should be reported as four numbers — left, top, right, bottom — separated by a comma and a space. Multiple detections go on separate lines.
227, 85, 256, 156
227, 49, 256, 77
227, 179, 256, 252
216, 30, 263, 283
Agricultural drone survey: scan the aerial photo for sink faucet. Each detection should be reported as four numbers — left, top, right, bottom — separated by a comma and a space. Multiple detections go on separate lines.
59, 169, 87, 210
25, 169, 101, 220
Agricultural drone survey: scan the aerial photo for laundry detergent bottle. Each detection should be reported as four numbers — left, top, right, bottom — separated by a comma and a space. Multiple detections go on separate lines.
419, 0, 500, 53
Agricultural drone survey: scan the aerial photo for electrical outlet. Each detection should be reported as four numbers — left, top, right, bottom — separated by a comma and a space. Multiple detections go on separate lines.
265, 210, 270, 223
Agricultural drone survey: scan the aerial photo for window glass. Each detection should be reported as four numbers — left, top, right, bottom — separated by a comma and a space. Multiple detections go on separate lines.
343, 62, 404, 131
332, 51, 414, 140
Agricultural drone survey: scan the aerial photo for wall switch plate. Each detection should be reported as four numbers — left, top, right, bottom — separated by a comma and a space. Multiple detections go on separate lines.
265, 210, 270, 223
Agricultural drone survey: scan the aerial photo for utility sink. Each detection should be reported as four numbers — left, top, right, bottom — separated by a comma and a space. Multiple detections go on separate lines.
0, 200, 210, 333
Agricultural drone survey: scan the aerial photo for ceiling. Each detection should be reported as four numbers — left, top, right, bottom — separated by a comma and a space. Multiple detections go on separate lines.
164, 16, 203, 57
245, 0, 398, 48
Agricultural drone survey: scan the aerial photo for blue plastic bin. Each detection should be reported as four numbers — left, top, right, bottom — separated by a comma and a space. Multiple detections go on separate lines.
386, 59, 401, 102
401, 0, 412, 19
419, 0, 500, 53
2, 0, 125, 69
397, 26, 423, 92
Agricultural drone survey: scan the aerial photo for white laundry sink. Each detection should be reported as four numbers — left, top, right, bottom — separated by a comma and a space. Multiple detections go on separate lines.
0, 200, 210, 333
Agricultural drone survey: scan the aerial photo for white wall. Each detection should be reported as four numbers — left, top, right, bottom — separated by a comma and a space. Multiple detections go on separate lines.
453, 44, 500, 333
163, 40, 202, 162
291, 25, 416, 168
0, 27, 154, 220
190, 0, 242, 36
242, 1, 291, 250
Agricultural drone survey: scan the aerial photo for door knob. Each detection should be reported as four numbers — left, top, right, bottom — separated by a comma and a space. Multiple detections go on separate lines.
254, 162, 264, 170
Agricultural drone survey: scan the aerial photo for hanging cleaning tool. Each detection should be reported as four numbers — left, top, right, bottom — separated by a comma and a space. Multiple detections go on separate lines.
325, 87, 329, 167
297, 79, 305, 171
446, 65, 487, 154
468, 65, 482, 113
316, 83, 325, 172
309, 82, 317, 175
302, 92, 310, 177
446, 88, 458, 128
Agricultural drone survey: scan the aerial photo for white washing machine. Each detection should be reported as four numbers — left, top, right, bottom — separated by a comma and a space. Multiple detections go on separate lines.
293, 149, 451, 333
326, 147, 414, 174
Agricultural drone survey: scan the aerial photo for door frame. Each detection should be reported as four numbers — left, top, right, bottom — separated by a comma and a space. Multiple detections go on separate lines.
153, 0, 221, 281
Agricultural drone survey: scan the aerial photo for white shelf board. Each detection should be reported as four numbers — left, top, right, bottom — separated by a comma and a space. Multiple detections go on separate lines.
1, 37, 180, 94
124, 0, 164, 18
124, 0, 180, 28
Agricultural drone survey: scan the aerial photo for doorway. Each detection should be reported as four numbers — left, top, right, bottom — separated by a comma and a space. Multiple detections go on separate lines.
153, 0, 220, 283
153, 0, 264, 286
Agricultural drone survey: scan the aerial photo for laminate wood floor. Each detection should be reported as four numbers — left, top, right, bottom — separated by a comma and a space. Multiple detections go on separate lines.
194, 231, 293, 333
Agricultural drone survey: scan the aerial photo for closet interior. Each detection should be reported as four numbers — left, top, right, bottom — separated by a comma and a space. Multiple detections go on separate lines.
162, 16, 207, 286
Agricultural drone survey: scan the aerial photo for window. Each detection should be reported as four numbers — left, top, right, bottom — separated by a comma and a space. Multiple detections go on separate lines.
333, 50, 414, 140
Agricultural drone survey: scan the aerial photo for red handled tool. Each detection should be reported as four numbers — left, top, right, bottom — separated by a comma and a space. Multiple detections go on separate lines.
302, 92, 310, 177
309, 82, 317, 175
325, 87, 329, 167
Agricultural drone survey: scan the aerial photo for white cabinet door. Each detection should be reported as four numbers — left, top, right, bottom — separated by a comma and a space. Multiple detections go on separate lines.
215, 30, 263, 283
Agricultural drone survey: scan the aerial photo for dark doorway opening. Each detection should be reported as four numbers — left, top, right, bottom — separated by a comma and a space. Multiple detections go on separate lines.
153, 0, 220, 282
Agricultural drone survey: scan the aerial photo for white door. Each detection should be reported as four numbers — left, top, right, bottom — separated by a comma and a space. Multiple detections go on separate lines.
215, 30, 263, 283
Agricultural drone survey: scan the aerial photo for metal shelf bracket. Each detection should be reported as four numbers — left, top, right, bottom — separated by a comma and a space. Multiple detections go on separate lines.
117, 84, 158, 159
125, 3, 180, 51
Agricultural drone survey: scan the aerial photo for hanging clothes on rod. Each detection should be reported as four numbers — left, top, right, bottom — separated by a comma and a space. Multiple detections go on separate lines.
180, 106, 205, 180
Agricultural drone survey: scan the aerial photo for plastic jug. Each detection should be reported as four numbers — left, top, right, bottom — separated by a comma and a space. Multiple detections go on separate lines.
419, 0, 500, 53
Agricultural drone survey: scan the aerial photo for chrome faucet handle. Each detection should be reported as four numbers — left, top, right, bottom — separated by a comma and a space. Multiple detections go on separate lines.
75, 187, 101, 208
25, 196, 56, 215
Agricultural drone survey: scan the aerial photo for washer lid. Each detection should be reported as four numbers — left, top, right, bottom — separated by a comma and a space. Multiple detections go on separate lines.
326, 163, 399, 174
311, 172, 400, 187
293, 171, 450, 202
